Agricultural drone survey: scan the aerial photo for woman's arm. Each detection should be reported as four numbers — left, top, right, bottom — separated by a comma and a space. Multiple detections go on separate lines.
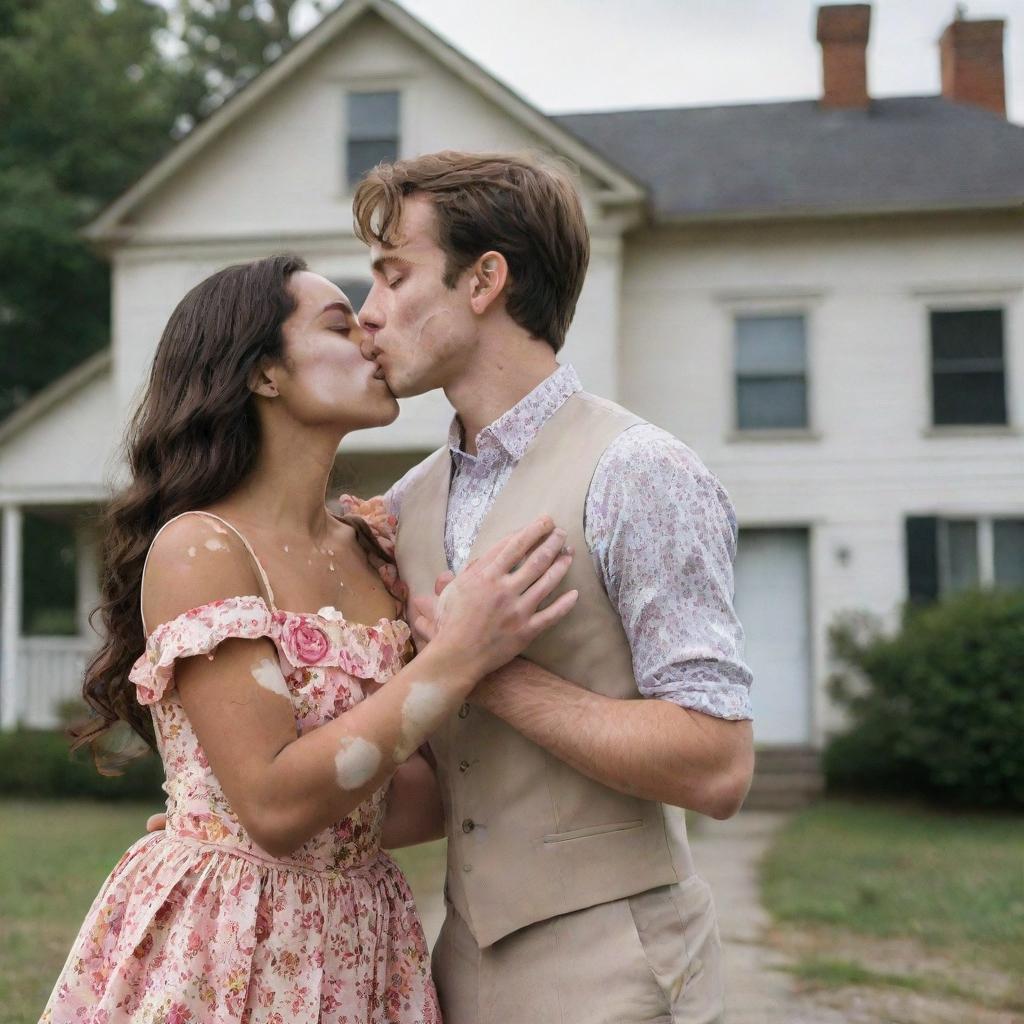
144, 514, 575, 858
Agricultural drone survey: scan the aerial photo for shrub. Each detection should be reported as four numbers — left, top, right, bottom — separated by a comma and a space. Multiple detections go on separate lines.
826, 589, 1024, 808
0, 728, 164, 801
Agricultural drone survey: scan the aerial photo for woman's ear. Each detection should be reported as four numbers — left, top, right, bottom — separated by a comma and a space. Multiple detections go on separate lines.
249, 360, 280, 399
469, 250, 508, 316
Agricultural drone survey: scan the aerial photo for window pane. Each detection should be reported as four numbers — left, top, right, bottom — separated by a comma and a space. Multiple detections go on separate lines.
933, 372, 1007, 425
994, 520, 1024, 588
347, 139, 398, 186
930, 309, 1007, 426
347, 91, 399, 139
943, 520, 979, 594
736, 315, 806, 375
737, 377, 807, 429
23, 514, 78, 636
931, 309, 1004, 363
332, 278, 371, 312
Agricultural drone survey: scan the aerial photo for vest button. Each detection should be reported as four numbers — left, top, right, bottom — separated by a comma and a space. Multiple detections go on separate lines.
463, 863, 473, 873
458, 760, 470, 773
458, 703, 470, 719
462, 818, 475, 833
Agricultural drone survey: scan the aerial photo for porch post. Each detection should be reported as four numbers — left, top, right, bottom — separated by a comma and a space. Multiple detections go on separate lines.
1, 503, 23, 730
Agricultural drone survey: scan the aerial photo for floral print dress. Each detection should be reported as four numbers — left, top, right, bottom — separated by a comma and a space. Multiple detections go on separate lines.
40, 507, 440, 1024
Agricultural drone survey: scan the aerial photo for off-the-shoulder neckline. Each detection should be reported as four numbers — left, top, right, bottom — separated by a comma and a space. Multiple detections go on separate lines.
145, 594, 407, 639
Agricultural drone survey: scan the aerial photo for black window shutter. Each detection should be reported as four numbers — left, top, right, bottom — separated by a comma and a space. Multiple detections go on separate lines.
905, 516, 939, 605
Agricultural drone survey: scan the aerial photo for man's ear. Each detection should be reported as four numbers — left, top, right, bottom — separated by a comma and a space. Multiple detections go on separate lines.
249, 359, 281, 399
468, 250, 508, 316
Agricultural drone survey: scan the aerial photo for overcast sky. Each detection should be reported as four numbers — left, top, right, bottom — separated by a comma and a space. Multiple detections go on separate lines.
297, 0, 1023, 123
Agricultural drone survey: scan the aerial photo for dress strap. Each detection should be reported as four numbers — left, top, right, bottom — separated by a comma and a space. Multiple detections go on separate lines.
140, 510, 278, 634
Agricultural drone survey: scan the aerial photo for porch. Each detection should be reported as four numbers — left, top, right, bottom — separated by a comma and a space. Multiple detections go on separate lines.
1, 502, 103, 730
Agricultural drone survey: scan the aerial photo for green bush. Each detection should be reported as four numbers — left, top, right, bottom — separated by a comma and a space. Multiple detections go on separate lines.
826, 589, 1024, 808
0, 728, 165, 801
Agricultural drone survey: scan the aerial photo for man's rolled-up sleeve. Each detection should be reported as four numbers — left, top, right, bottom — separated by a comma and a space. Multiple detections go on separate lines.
586, 424, 754, 720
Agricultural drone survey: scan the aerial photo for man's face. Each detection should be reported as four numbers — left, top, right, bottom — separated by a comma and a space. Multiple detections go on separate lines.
358, 195, 477, 398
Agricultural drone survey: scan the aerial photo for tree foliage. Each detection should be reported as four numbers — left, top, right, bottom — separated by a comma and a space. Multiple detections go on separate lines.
170, 0, 337, 117
825, 589, 1024, 808
0, 0, 184, 419
0, 0, 337, 421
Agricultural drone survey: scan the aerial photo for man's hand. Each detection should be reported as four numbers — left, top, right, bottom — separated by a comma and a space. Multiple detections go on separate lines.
146, 813, 167, 832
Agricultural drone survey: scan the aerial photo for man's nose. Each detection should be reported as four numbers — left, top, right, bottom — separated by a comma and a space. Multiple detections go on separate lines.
358, 315, 379, 358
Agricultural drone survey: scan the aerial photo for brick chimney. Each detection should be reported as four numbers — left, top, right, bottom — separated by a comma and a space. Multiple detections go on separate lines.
939, 16, 1006, 117
816, 4, 872, 110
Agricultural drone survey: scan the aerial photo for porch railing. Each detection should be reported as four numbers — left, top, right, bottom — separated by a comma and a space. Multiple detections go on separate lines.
15, 636, 97, 729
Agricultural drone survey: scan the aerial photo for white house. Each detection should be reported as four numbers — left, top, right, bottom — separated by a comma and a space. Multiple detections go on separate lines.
1, 0, 1022, 797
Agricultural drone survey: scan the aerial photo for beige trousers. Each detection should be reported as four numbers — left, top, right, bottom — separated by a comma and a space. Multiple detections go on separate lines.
432, 875, 724, 1024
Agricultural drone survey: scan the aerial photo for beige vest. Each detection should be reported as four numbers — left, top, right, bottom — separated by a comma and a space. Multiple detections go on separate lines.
396, 392, 696, 948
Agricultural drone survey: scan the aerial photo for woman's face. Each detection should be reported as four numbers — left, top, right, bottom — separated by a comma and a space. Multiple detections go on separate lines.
268, 271, 399, 431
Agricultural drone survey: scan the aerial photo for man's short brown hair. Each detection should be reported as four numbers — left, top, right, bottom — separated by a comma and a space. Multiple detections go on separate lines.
352, 151, 590, 352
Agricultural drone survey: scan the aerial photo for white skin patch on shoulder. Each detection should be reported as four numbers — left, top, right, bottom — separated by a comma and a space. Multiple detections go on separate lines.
393, 681, 446, 763
204, 538, 228, 552
209, 521, 229, 534
187, 546, 197, 558
334, 736, 382, 790
250, 658, 290, 699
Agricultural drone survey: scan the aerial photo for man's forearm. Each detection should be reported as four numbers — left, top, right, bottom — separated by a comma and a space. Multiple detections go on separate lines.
472, 660, 753, 819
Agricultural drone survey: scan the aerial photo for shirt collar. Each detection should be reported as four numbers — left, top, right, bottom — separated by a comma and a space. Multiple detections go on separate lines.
448, 363, 583, 464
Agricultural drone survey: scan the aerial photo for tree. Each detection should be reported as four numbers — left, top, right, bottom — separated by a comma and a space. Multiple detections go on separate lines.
171, 0, 338, 117
0, 0, 184, 419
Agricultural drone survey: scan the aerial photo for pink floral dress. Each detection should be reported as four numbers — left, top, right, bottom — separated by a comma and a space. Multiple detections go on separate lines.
41, 507, 441, 1024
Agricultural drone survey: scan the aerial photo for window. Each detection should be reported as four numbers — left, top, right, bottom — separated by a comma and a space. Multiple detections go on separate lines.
332, 278, 371, 313
930, 309, 1007, 426
346, 91, 399, 188
735, 314, 808, 430
906, 515, 1024, 602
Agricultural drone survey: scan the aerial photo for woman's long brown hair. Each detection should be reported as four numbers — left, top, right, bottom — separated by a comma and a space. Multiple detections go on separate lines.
71, 254, 307, 771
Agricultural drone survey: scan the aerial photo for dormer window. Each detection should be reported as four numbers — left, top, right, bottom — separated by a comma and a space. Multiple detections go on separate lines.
346, 91, 400, 189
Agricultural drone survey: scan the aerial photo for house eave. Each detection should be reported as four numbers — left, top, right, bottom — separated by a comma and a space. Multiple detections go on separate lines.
650, 196, 1024, 229
0, 350, 113, 449
83, 0, 646, 245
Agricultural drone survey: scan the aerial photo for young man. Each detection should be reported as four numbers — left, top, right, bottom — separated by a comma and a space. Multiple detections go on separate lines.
354, 151, 754, 1024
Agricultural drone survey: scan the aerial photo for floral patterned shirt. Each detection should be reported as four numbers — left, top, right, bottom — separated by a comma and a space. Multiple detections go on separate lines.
385, 364, 753, 721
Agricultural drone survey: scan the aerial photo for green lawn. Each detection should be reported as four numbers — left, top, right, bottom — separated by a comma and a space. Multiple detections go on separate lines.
0, 799, 445, 1024
762, 798, 1024, 1011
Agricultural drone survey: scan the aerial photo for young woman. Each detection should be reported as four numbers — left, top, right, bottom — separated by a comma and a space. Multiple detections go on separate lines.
41, 255, 577, 1024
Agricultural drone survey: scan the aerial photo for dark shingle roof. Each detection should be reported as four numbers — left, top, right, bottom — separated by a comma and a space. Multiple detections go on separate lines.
553, 96, 1024, 221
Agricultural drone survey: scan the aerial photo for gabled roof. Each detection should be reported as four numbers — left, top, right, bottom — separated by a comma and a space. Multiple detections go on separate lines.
555, 96, 1024, 222
84, 0, 644, 242
0, 349, 111, 448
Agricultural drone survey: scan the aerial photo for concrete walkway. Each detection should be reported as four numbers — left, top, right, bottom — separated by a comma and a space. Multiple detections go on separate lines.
690, 810, 849, 1024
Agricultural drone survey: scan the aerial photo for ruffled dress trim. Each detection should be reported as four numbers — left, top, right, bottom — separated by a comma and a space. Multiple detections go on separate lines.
129, 595, 411, 705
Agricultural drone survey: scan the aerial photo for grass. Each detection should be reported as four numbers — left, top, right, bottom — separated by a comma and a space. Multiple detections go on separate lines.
762, 798, 1024, 1009
0, 799, 445, 1024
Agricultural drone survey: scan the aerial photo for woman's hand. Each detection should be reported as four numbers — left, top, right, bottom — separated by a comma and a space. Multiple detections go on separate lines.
422, 516, 577, 678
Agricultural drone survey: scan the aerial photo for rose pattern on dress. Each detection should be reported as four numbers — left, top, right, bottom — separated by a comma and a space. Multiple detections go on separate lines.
41, 588, 439, 1024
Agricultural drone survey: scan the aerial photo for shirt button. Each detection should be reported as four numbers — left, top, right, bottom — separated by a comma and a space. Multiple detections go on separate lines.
458, 703, 470, 719
462, 818, 476, 833
463, 864, 473, 873
458, 760, 470, 773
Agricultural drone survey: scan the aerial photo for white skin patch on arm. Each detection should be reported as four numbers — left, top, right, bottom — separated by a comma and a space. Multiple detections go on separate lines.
187, 546, 197, 558
250, 658, 290, 699
334, 736, 382, 790
204, 538, 228, 552
393, 682, 446, 763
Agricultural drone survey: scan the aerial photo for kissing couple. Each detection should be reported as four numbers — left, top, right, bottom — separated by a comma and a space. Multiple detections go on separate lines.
43, 150, 753, 1024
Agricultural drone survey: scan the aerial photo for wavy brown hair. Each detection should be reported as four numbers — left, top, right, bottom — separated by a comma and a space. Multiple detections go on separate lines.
71, 254, 307, 771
